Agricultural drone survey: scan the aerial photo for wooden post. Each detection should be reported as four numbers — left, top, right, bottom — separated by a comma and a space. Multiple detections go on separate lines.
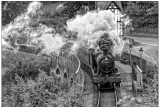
132, 63, 143, 96
136, 65, 143, 89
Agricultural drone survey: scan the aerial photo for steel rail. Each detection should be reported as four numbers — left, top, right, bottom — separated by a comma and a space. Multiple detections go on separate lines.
96, 84, 101, 107
96, 83, 118, 107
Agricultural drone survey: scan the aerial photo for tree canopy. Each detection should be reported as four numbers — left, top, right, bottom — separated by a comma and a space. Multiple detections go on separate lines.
2, 1, 158, 34
123, 1, 158, 28
61, 1, 95, 18
2, 1, 30, 26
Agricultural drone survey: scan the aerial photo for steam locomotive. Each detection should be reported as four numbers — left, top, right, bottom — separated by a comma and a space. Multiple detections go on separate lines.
77, 33, 121, 89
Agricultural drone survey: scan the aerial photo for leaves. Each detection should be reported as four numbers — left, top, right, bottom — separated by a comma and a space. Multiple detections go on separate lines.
124, 1, 158, 29
62, 1, 95, 18
2, 69, 84, 107
2, 1, 30, 26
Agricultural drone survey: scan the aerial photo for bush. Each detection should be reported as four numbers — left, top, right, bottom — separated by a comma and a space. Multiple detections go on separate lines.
132, 27, 158, 34
127, 27, 158, 38
132, 63, 158, 107
2, 69, 84, 107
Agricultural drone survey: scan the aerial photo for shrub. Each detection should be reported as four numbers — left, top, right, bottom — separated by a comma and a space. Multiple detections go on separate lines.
131, 63, 158, 107
2, 69, 84, 107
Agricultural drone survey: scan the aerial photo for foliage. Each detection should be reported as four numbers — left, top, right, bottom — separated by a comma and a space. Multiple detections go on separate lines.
132, 63, 158, 107
132, 27, 158, 34
146, 62, 158, 82
2, 69, 83, 107
123, 1, 158, 33
41, 1, 60, 5
121, 1, 129, 10
2, 1, 30, 26
118, 64, 158, 107
39, 12, 69, 35
2, 1, 54, 53
2, 52, 51, 86
61, 1, 95, 18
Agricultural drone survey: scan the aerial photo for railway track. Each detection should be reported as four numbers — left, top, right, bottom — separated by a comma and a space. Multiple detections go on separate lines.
96, 84, 118, 107
76, 46, 120, 107
80, 60, 119, 107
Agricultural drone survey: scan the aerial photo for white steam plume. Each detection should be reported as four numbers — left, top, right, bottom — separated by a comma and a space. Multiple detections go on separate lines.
2, 1, 43, 50
66, 10, 124, 56
39, 34, 66, 55
2, 1, 67, 55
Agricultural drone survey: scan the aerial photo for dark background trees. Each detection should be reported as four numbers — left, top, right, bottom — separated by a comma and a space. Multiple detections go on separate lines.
2, 1, 158, 34
2, 1, 30, 26
62, 1, 95, 18
123, 1, 158, 34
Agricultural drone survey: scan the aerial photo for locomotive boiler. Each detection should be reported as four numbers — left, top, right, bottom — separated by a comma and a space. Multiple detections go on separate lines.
65, 33, 121, 89
89, 33, 121, 89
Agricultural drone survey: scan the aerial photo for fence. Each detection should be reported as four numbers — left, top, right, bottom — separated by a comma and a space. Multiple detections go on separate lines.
2, 48, 84, 94
122, 52, 146, 73
132, 62, 143, 96
58, 46, 84, 94
122, 50, 158, 96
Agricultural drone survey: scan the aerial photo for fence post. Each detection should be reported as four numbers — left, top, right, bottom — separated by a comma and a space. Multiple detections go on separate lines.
132, 62, 137, 81
136, 65, 143, 89
132, 62, 143, 96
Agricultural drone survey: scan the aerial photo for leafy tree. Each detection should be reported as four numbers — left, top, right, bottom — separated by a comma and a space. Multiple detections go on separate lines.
121, 1, 129, 10
2, 1, 30, 26
2, 69, 84, 107
61, 1, 95, 18
124, 1, 158, 30
41, 1, 60, 5
39, 11, 69, 34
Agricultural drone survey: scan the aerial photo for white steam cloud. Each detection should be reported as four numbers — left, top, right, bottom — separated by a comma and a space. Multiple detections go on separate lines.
2, 1, 43, 49
67, 10, 124, 56
39, 34, 66, 55
2, 1, 66, 55
2, 2, 124, 57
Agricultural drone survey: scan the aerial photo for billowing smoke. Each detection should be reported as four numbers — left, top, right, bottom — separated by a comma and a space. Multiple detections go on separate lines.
39, 34, 66, 55
2, 1, 43, 49
67, 10, 124, 56
2, 2, 124, 57
2, 1, 66, 55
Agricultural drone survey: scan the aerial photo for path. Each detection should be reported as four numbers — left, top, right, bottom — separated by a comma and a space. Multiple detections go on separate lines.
124, 36, 158, 46
132, 45, 158, 63
115, 61, 133, 96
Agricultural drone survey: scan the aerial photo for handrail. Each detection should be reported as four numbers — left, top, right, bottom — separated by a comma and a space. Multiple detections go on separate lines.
132, 63, 143, 89
135, 65, 143, 88
3, 43, 84, 94
60, 46, 81, 74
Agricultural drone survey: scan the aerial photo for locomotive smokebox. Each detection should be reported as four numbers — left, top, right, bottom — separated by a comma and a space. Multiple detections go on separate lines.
96, 53, 115, 74
98, 33, 113, 55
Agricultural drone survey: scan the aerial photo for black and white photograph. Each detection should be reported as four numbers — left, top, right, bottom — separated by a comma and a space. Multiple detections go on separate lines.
2, 1, 159, 107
